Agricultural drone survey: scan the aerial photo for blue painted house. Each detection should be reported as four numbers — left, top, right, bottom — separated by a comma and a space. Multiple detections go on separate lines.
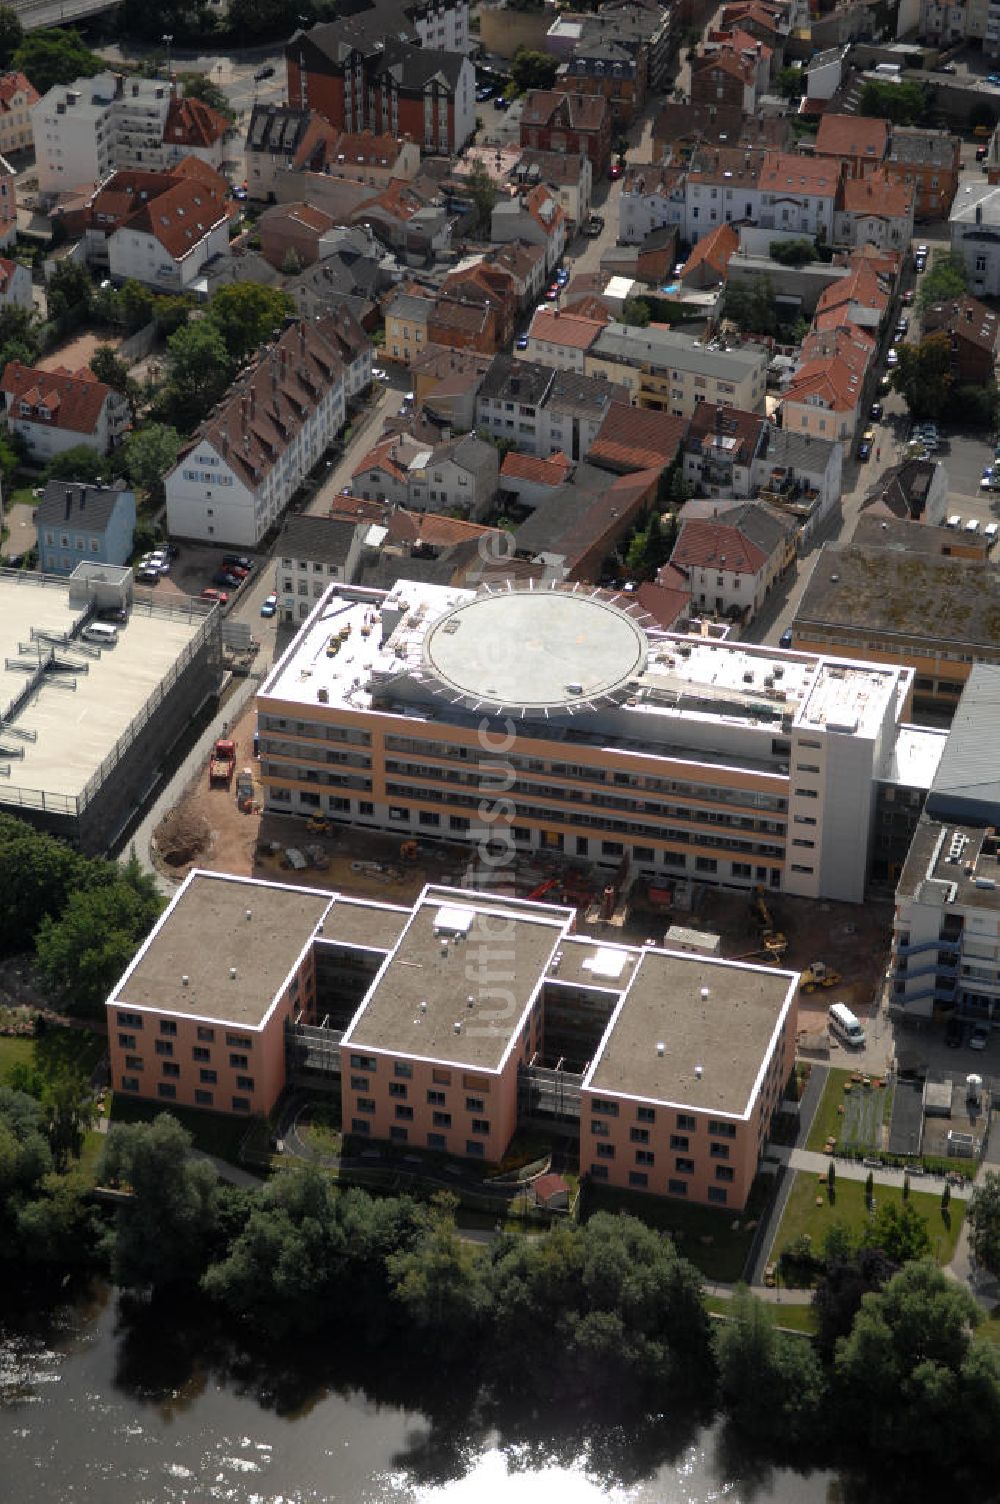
36, 480, 136, 576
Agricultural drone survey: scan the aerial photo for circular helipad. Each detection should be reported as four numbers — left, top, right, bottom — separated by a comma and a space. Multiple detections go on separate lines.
422, 590, 647, 712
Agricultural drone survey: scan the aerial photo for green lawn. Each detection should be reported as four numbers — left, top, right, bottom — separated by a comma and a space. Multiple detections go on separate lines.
806, 1067, 891, 1152
107, 1092, 253, 1163
704, 1293, 818, 1335
582, 1179, 770, 1283
0, 1034, 35, 1081
0, 1027, 106, 1086
774, 1172, 964, 1270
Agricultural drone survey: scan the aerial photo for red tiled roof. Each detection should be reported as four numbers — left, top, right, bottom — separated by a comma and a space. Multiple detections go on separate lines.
816, 112, 888, 163
332, 130, 407, 166
636, 575, 690, 629
520, 89, 609, 132
814, 260, 889, 321
122, 175, 232, 260
672, 517, 768, 574
501, 450, 572, 486
388, 508, 500, 548
0, 362, 114, 434
263, 200, 334, 234
0, 71, 38, 111
923, 293, 1000, 354
680, 222, 738, 282
759, 150, 842, 197
839, 170, 912, 220
528, 308, 607, 348
589, 402, 687, 472
164, 95, 228, 149
0, 256, 17, 294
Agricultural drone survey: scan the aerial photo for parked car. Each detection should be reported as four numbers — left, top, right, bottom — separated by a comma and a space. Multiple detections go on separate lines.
476, 85, 493, 101
610, 162, 623, 180
371, 366, 388, 381
254, 64, 275, 81
977, 144, 990, 161
222, 554, 253, 570
493, 94, 508, 110
232, 186, 248, 201
200, 587, 228, 605
260, 592, 278, 618
214, 570, 241, 588
902, 288, 915, 305
779, 627, 793, 649
516, 333, 529, 350
982, 466, 995, 489
164, 543, 180, 559
870, 401, 883, 421
857, 437, 872, 461
545, 283, 559, 300
894, 318, 908, 339
938, 61, 957, 73
555, 267, 569, 285
135, 567, 159, 584
970, 1024, 990, 1050
987, 73, 1000, 86
914, 254, 927, 273
887, 347, 899, 367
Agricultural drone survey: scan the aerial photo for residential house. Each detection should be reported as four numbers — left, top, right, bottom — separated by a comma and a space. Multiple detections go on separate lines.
804, 45, 846, 105
352, 176, 454, 262
275, 513, 369, 621
922, 293, 1000, 384
679, 222, 739, 289
833, 171, 914, 254
0, 72, 39, 155
0, 255, 33, 310
244, 104, 340, 201
512, 462, 660, 579
859, 457, 949, 528
651, 101, 790, 165
719, 0, 788, 58
161, 94, 230, 172
165, 308, 369, 546
260, 201, 337, 270
681, 401, 766, 496
442, 259, 518, 345
555, 4, 672, 127
384, 288, 433, 365
325, 130, 421, 187
428, 286, 504, 355
587, 400, 687, 474
499, 449, 573, 508
750, 423, 843, 530
35, 480, 136, 575
619, 164, 686, 243
670, 501, 794, 623
285, 16, 475, 154
683, 145, 765, 241
476, 355, 629, 460
32, 72, 174, 197
104, 163, 233, 291
0, 363, 128, 461
524, 307, 609, 372
813, 255, 890, 334
884, 127, 960, 223
0, 152, 15, 247
637, 569, 692, 629
490, 182, 566, 273
513, 148, 592, 229
586, 323, 769, 417
780, 324, 875, 449
519, 90, 612, 175
814, 112, 888, 179
756, 151, 842, 242
703, 26, 773, 88
351, 430, 498, 518
486, 239, 548, 310
950, 182, 1000, 296
542, 368, 632, 461
410, 344, 492, 429
690, 27, 770, 114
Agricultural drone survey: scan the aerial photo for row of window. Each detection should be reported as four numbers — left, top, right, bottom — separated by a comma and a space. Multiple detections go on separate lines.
352, 1120, 485, 1155
120, 1076, 251, 1110
590, 1101, 737, 1137
594, 1144, 734, 1181
117, 1013, 252, 1051
589, 1165, 729, 1202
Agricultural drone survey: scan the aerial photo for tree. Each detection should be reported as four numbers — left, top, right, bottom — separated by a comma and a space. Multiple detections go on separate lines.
99, 1114, 224, 1289
510, 46, 558, 94
952, 379, 1000, 431
162, 320, 233, 430
120, 423, 180, 497
861, 1200, 931, 1264
387, 1192, 488, 1356
774, 65, 803, 101
205, 282, 294, 366
227, 0, 297, 38
118, 279, 155, 333
0, 815, 86, 957
43, 445, 108, 484
769, 237, 816, 267
968, 1170, 1000, 1277
827, 1159, 836, 1195
12, 29, 102, 94
281, 246, 304, 276
90, 345, 132, 395
35, 860, 163, 1015
0, 5, 22, 69
813, 1244, 892, 1359
865, 1169, 874, 1210
0, 304, 40, 374
834, 1259, 1000, 1464
716, 1286, 826, 1447
621, 296, 651, 327
725, 277, 778, 337
918, 250, 967, 310
47, 259, 93, 330
465, 160, 497, 237
858, 78, 929, 127
182, 72, 235, 120
39, 1064, 96, 1171
890, 333, 953, 420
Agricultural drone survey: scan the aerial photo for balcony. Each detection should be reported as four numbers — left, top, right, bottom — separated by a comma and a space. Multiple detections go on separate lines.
894, 935, 960, 958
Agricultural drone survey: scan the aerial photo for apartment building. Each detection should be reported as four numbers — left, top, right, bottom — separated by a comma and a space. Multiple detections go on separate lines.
513, 149, 593, 230
165, 309, 370, 546
891, 667, 1000, 1023
32, 72, 174, 196
384, 289, 432, 366
106, 869, 798, 1209
275, 513, 369, 622
586, 323, 768, 417
619, 165, 686, 244
256, 577, 922, 903
950, 182, 1000, 297
161, 95, 230, 172
922, 293, 1000, 384
884, 127, 960, 222
670, 502, 795, 626
780, 325, 874, 450
519, 90, 612, 175
832, 172, 914, 254
490, 183, 566, 274
0, 363, 129, 461
244, 104, 339, 202
351, 431, 498, 519
524, 308, 608, 373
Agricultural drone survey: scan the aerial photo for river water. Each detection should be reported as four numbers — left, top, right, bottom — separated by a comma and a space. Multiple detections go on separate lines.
0, 1285, 843, 1504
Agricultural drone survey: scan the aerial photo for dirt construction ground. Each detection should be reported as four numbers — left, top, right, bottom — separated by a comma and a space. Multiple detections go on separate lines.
37, 330, 123, 371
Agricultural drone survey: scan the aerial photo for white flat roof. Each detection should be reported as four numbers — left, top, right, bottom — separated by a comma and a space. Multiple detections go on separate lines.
0, 576, 205, 806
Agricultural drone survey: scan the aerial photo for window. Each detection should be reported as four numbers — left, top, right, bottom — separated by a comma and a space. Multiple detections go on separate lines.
232, 1097, 251, 1112
591, 1119, 609, 1136
667, 1178, 688, 1196
118, 1033, 136, 1050
591, 1098, 619, 1117
432, 1069, 452, 1086
389, 1081, 408, 1098
590, 1163, 609, 1182
708, 1186, 728, 1204
709, 1120, 737, 1139
427, 1132, 446, 1150
195, 1089, 214, 1106
629, 1170, 648, 1188
124, 1055, 142, 1071
675, 1157, 695, 1174
155, 1040, 173, 1057
466, 1096, 485, 1113
162, 1062, 180, 1078
433, 1111, 452, 1128
236, 1076, 254, 1092
427, 1089, 446, 1106
670, 1134, 689, 1151
226, 1033, 252, 1050
471, 1118, 490, 1135
715, 1165, 735, 1183
635, 1149, 655, 1166
637, 1106, 656, 1124
200, 1069, 218, 1084
157, 1083, 176, 1100
630, 1127, 650, 1144
356, 1097, 376, 1115
121, 1076, 139, 1092
193, 1046, 211, 1062
350, 1075, 369, 1091
596, 1142, 615, 1159
710, 1142, 730, 1160
395, 1104, 414, 1121
351, 1054, 376, 1072
394, 1061, 412, 1079
229, 1053, 248, 1069
390, 1125, 408, 1142
118, 1011, 143, 1029
352, 1118, 371, 1135
159, 1020, 177, 1036
677, 1113, 696, 1131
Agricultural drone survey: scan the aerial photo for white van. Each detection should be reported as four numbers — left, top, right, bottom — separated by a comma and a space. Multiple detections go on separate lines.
828, 1002, 866, 1049
946, 514, 961, 529
82, 622, 118, 646
965, 518, 981, 535
985, 523, 998, 546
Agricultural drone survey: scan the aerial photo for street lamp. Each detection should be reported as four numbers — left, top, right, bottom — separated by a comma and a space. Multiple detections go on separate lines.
163, 34, 173, 79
